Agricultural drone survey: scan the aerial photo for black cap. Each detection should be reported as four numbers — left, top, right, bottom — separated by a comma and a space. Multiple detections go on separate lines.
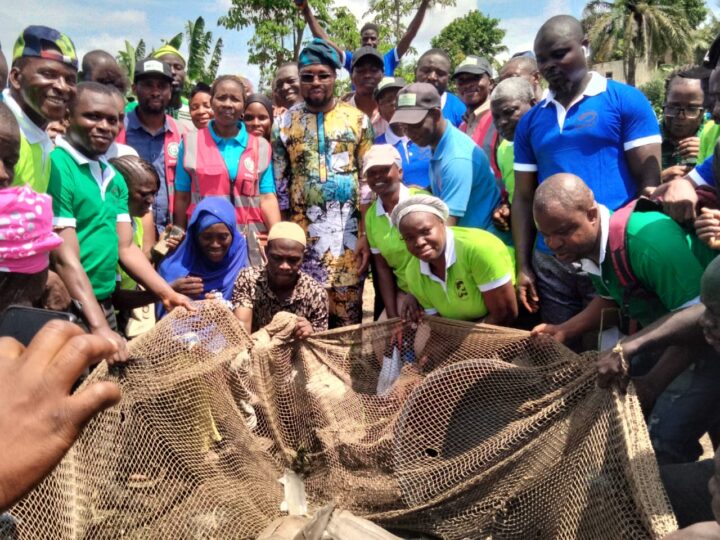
350, 46, 384, 71
390, 82, 441, 125
374, 76, 406, 99
451, 55, 493, 80
134, 58, 173, 83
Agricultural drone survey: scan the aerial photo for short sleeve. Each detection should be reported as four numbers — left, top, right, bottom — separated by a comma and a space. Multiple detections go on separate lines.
513, 112, 537, 172
356, 114, 376, 206
174, 141, 191, 192
113, 169, 130, 221
620, 85, 662, 150
47, 153, 77, 228
384, 48, 400, 74
632, 218, 705, 312
258, 164, 276, 194
231, 268, 256, 310
437, 158, 473, 218
689, 155, 714, 187
343, 50, 353, 72
468, 233, 513, 292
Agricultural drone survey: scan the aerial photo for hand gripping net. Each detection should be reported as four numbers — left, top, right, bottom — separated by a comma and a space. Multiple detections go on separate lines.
10, 300, 677, 539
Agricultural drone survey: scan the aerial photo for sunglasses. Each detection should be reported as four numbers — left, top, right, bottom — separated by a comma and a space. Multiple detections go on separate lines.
299, 72, 334, 84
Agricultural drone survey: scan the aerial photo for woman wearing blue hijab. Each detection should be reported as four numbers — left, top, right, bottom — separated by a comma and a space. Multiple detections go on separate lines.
158, 198, 248, 317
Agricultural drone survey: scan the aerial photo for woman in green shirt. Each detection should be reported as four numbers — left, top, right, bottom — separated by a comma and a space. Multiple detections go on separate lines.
391, 194, 518, 325
364, 145, 428, 319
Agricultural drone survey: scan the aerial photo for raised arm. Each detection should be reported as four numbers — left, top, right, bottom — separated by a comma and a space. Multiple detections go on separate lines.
299, 2, 345, 58
395, 0, 431, 59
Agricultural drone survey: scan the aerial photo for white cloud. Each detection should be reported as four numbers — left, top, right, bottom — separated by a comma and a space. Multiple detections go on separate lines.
106, 10, 148, 28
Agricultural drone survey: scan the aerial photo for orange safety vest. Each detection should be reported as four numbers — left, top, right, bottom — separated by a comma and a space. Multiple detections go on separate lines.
181, 127, 272, 231
116, 116, 181, 216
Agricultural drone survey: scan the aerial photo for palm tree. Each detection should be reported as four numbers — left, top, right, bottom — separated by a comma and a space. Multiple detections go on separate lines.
184, 17, 224, 87
582, 0, 693, 86
116, 39, 146, 84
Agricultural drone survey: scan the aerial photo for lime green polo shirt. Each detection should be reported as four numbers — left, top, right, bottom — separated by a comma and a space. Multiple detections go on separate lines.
118, 216, 144, 291
698, 120, 720, 164
496, 139, 515, 202
404, 226, 514, 321
13, 134, 52, 193
366, 185, 428, 292
583, 205, 716, 328
48, 137, 131, 300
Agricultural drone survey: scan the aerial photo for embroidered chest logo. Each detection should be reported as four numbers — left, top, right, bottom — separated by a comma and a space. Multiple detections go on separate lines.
243, 157, 256, 173
455, 280, 468, 299
167, 142, 180, 159
574, 111, 598, 130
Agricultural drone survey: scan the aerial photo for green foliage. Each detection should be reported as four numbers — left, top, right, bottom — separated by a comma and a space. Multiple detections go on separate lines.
163, 33, 184, 50
116, 39, 146, 85
219, 0, 333, 88
582, 0, 695, 86
183, 17, 224, 87
639, 75, 665, 119
326, 6, 361, 53
692, 12, 720, 65
430, 10, 507, 68
365, 0, 456, 43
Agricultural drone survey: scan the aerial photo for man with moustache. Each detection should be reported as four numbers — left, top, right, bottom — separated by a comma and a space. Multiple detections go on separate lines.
48, 82, 192, 362
273, 62, 302, 114
345, 47, 386, 137
512, 15, 661, 328
4, 26, 78, 193
272, 39, 374, 328
415, 49, 466, 128
119, 59, 181, 236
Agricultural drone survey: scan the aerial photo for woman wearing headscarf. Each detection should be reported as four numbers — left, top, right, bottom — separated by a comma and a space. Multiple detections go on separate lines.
243, 94, 273, 141
173, 75, 280, 266
158, 198, 248, 318
391, 194, 518, 325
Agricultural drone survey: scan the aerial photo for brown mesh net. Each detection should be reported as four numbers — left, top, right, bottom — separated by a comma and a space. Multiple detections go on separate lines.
10, 300, 677, 539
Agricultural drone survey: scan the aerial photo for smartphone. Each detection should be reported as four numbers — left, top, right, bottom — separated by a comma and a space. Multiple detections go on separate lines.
0, 305, 77, 347
153, 225, 185, 257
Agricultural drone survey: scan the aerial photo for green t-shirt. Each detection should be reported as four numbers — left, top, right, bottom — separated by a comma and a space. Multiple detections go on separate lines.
12, 134, 51, 193
404, 226, 514, 321
589, 208, 716, 328
698, 120, 720, 164
48, 139, 130, 300
118, 216, 144, 291
366, 186, 428, 292
497, 139, 515, 202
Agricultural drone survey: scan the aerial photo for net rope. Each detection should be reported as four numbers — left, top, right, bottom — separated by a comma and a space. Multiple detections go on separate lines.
10, 300, 677, 539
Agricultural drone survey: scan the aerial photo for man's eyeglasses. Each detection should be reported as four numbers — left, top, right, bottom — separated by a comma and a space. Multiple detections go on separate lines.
299, 72, 334, 84
664, 105, 704, 119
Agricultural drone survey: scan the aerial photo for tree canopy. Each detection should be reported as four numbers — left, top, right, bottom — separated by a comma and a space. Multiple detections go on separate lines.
430, 10, 507, 68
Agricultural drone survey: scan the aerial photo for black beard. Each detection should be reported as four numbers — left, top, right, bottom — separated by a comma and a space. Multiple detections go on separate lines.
304, 94, 332, 108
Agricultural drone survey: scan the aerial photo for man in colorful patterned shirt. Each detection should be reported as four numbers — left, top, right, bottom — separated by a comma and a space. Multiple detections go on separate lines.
272, 39, 374, 328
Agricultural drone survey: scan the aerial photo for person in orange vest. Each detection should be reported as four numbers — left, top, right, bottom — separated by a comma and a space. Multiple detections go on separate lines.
173, 75, 280, 266
117, 58, 181, 237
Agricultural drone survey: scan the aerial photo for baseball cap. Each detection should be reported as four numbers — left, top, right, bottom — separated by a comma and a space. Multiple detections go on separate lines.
374, 76, 406, 99
389, 82, 441, 125
350, 46, 384, 71
134, 58, 173, 83
451, 55, 492, 80
362, 144, 402, 176
12, 26, 78, 69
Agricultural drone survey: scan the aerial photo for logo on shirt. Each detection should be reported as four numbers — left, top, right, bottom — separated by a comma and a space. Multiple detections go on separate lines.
167, 142, 180, 159
455, 280, 468, 299
575, 111, 598, 130
243, 156, 256, 173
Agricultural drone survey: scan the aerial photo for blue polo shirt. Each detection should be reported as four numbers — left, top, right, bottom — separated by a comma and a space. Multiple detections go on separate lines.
689, 155, 716, 187
375, 127, 431, 189
343, 48, 399, 76
123, 110, 178, 234
430, 123, 502, 236
514, 72, 661, 251
442, 91, 466, 128
175, 121, 275, 195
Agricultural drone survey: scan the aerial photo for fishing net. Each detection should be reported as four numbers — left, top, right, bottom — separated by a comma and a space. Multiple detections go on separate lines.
10, 300, 677, 539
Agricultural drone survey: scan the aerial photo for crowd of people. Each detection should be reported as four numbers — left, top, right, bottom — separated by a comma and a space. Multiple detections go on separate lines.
1, 3, 720, 534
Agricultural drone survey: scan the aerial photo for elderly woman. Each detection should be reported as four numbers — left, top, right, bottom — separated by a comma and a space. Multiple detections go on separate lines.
392, 195, 518, 325
364, 145, 428, 319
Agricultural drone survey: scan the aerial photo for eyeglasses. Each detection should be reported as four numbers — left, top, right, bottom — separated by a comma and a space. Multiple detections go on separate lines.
664, 105, 704, 119
299, 72, 334, 84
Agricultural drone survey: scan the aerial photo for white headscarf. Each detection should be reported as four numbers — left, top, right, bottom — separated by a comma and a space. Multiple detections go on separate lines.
390, 194, 449, 228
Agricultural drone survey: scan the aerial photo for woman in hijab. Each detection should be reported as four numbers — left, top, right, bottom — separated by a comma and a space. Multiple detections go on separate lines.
243, 93, 273, 141
391, 194, 518, 326
158, 198, 248, 317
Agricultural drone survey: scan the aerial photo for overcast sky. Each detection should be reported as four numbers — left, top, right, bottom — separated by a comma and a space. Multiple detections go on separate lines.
0, 0, 708, 85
